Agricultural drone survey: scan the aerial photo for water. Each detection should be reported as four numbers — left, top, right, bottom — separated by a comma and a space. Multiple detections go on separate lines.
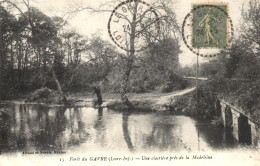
0, 103, 238, 153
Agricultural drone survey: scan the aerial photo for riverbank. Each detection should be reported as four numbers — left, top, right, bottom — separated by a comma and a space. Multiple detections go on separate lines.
6, 78, 259, 123
69, 87, 196, 112
0, 87, 196, 110
0, 85, 207, 118
106, 87, 196, 112
67, 85, 221, 121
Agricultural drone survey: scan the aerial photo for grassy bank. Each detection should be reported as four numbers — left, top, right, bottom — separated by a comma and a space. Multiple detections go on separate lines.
170, 90, 215, 119
106, 87, 196, 113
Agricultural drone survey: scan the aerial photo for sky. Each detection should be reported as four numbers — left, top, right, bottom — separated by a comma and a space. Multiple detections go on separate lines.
33, 0, 249, 66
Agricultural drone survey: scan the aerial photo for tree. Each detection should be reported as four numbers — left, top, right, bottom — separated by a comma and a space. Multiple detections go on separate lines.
241, 0, 260, 54
128, 37, 181, 92
65, 36, 119, 91
2, 0, 68, 102
0, 5, 18, 99
118, 1, 179, 107
61, 30, 88, 66
220, 0, 260, 80
66, 0, 180, 108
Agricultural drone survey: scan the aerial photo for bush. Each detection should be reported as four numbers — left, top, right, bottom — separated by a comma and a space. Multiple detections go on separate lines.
157, 82, 173, 93
25, 88, 67, 104
156, 73, 189, 93
172, 79, 224, 119
131, 85, 146, 93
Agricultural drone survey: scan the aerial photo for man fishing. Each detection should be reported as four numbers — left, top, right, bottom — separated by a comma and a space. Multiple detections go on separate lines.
92, 86, 103, 107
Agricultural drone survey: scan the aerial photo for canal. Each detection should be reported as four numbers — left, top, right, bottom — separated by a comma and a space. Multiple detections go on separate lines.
0, 103, 238, 153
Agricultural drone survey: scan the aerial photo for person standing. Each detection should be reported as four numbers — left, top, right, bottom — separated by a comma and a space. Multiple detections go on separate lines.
92, 86, 103, 106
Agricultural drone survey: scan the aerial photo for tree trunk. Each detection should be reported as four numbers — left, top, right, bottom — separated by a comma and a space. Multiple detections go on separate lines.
120, 1, 138, 109
17, 43, 22, 80
24, 47, 29, 76
51, 69, 67, 104
120, 29, 135, 108
120, 54, 134, 108
43, 50, 47, 72
35, 46, 41, 70
10, 44, 14, 70
0, 36, 3, 100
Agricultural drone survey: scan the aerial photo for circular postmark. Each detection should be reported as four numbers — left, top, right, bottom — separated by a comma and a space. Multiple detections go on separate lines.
182, 4, 234, 57
108, 0, 160, 52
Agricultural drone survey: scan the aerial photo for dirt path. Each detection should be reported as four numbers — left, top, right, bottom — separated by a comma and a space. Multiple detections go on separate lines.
156, 87, 195, 105
71, 87, 196, 108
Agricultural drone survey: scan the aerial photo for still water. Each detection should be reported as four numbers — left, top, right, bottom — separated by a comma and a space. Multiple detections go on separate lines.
0, 103, 238, 153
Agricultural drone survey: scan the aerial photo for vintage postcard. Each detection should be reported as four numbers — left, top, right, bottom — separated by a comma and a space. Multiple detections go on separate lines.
0, 0, 259, 165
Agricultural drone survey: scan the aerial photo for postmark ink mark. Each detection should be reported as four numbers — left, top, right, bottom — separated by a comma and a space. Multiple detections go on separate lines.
108, 0, 160, 52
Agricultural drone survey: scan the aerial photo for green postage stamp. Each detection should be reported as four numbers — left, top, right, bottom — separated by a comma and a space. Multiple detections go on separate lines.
192, 4, 228, 48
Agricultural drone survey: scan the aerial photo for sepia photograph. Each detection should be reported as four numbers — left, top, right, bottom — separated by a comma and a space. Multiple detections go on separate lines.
0, 0, 259, 165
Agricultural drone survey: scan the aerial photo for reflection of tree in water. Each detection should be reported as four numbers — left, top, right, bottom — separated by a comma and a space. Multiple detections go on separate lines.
0, 104, 90, 152
0, 107, 12, 152
122, 112, 134, 152
142, 117, 194, 152
34, 106, 64, 149
75, 107, 85, 142
67, 107, 88, 146
34, 106, 90, 150
121, 113, 182, 152
17, 105, 27, 149
93, 107, 107, 147
34, 106, 89, 150
0, 104, 32, 152
144, 123, 180, 151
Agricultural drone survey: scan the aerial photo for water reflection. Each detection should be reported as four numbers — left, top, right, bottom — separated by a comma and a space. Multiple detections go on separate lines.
0, 104, 90, 153
94, 107, 106, 147
0, 103, 238, 153
0, 107, 12, 151
144, 119, 180, 151
127, 114, 196, 152
195, 120, 237, 150
122, 112, 134, 152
